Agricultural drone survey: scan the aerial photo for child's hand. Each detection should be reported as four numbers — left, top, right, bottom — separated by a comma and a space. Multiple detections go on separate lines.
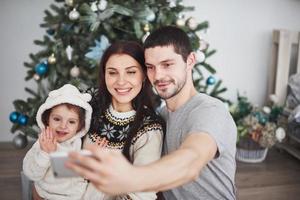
95, 136, 108, 148
39, 127, 57, 153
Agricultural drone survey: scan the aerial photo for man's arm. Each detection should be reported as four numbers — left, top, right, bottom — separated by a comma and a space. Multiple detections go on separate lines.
66, 132, 217, 195
137, 132, 217, 192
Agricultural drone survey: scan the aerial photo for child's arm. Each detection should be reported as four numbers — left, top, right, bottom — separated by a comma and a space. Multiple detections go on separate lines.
23, 141, 51, 181
23, 128, 57, 181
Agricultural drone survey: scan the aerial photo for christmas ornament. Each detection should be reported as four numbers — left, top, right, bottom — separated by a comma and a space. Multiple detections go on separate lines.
275, 127, 286, 142
196, 51, 206, 63
35, 61, 48, 76
33, 74, 40, 81
65, 0, 74, 7
85, 35, 110, 63
269, 94, 278, 104
70, 66, 80, 77
46, 28, 55, 36
206, 76, 216, 85
69, 8, 80, 21
13, 134, 28, 149
142, 24, 150, 43
199, 40, 209, 51
187, 17, 198, 30
146, 11, 156, 22
142, 32, 150, 43
90, 1, 98, 12
167, 0, 176, 8
176, 18, 185, 27
48, 53, 56, 64
9, 111, 20, 123
98, 0, 108, 11
254, 112, 267, 125
66, 45, 73, 60
18, 114, 28, 126
262, 106, 271, 114
144, 23, 150, 32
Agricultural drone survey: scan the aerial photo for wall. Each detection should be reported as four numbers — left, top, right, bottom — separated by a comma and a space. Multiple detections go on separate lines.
1, 0, 300, 141
184, 0, 300, 104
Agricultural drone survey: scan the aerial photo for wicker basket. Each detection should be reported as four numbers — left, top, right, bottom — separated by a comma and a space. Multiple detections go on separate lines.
236, 147, 268, 163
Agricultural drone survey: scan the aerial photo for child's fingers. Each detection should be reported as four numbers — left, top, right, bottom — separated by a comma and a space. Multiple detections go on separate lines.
40, 129, 46, 141
46, 127, 51, 140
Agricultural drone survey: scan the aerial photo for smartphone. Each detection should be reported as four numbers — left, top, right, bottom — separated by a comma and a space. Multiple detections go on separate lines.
50, 150, 93, 178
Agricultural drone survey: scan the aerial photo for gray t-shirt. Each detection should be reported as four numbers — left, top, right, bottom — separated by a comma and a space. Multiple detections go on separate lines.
160, 93, 237, 200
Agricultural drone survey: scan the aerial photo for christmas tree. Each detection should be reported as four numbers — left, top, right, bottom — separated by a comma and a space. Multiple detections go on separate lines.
9, 0, 228, 148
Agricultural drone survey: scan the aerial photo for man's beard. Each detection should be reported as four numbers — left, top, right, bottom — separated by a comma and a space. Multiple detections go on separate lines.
154, 77, 186, 100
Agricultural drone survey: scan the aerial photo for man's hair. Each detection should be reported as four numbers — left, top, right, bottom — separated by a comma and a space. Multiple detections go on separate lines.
143, 26, 193, 61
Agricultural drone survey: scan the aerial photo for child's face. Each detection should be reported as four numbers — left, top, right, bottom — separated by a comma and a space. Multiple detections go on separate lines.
48, 104, 80, 143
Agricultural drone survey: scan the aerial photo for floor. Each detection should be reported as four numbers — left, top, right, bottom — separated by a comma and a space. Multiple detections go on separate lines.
1, 142, 300, 200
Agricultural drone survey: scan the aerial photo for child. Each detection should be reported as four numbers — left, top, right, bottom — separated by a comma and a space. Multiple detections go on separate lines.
23, 84, 96, 200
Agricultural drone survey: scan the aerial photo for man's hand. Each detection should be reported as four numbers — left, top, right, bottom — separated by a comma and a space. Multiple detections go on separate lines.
39, 127, 57, 153
66, 145, 141, 195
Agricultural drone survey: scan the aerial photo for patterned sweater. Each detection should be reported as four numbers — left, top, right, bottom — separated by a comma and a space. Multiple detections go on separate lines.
83, 105, 164, 200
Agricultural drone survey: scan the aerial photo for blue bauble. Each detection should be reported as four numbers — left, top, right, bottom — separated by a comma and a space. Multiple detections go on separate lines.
206, 76, 216, 85
35, 61, 48, 76
46, 28, 55, 35
18, 114, 28, 126
9, 111, 20, 123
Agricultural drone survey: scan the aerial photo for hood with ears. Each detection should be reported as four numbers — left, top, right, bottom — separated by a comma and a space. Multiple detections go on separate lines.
36, 84, 92, 142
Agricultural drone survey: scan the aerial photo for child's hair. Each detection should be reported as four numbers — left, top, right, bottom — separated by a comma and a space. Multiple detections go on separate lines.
41, 103, 85, 132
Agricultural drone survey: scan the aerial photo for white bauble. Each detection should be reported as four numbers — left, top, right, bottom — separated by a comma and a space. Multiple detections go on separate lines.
275, 127, 286, 142
176, 18, 185, 27
262, 106, 271, 114
188, 17, 198, 30
98, 0, 108, 11
196, 51, 206, 63
199, 40, 209, 51
90, 2, 98, 12
65, 0, 74, 7
269, 94, 279, 104
33, 74, 40, 81
70, 66, 80, 77
146, 12, 156, 22
69, 8, 80, 21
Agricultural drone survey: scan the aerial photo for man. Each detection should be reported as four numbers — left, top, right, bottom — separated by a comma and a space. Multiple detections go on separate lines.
67, 26, 237, 200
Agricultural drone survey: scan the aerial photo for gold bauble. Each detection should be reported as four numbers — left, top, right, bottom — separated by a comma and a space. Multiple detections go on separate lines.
48, 54, 56, 64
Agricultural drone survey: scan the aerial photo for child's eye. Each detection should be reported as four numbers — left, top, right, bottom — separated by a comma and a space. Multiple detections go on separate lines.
53, 117, 60, 121
69, 121, 76, 124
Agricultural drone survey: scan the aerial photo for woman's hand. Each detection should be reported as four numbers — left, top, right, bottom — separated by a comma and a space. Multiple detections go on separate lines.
66, 145, 142, 195
39, 127, 57, 153
95, 136, 108, 148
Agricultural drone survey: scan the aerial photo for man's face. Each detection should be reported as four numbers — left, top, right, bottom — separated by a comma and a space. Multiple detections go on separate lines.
145, 46, 188, 100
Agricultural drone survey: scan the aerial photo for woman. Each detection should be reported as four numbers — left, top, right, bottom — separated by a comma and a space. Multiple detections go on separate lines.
82, 41, 165, 200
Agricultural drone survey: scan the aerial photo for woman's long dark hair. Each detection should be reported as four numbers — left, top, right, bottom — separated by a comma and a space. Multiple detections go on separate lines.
89, 41, 163, 162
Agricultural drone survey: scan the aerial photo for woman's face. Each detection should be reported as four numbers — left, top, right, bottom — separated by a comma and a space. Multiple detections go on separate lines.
105, 54, 144, 112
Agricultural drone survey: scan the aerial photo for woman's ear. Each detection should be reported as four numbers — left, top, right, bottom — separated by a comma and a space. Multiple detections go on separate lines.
186, 52, 196, 70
